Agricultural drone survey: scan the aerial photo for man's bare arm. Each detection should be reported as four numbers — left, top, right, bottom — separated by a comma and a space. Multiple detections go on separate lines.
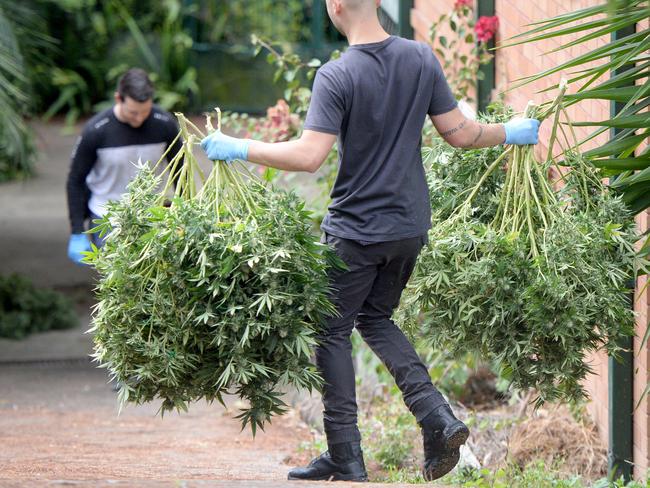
247, 130, 337, 173
430, 107, 505, 149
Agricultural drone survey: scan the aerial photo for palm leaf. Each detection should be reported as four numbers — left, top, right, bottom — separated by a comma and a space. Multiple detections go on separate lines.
583, 131, 649, 159
0, 1, 42, 179
502, 0, 650, 217
564, 86, 642, 102
506, 31, 648, 91
501, 0, 644, 43
592, 157, 650, 171
571, 113, 650, 129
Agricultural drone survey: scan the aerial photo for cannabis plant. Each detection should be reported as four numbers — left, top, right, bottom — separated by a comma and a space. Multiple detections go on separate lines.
399, 88, 644, 404
87, 111, 339, 435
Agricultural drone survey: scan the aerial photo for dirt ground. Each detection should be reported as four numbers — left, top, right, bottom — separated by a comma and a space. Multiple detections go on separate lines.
0, 358, 433, 487
0, 120, 438, 487
0, 360, 314, 481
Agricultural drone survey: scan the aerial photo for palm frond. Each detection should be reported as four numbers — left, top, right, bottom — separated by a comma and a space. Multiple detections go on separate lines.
0, 0, 52, 180
501, 0, 650, 216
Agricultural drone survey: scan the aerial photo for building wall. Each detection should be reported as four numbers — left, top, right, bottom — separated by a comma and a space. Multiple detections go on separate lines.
633, 14, 650, 478
634, 212, 650, 478
410, 0, 649, 478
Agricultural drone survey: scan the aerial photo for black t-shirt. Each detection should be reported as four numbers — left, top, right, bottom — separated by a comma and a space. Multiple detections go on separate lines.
66, 106, 182, 233
303, 35, 457, 242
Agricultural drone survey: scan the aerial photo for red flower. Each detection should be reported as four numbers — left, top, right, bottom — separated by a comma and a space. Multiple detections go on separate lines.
250, 99, 300, 143
474, 15, 499, 42
454, 0, 472, 10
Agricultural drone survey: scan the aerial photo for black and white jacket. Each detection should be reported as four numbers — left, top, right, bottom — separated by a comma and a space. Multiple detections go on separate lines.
66, 106, 182, 233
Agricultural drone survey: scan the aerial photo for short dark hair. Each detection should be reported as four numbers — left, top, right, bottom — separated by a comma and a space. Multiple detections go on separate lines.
117, 68, 154, 102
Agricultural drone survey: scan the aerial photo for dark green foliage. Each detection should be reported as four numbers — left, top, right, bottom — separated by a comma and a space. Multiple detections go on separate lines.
0, 274, 79, 339
0, 119, 36, 182
87, 115, 338, 435
195, 0, 309, 45
29, 0, 197, 125
0, 0, 53, 180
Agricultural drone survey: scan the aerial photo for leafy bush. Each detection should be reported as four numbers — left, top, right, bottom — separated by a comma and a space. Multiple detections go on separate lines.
448, 462, 585, 488
195, 0, 309, 45
360, 401, 419, 471
0, 274, 79, 339
31, 0, 198, 125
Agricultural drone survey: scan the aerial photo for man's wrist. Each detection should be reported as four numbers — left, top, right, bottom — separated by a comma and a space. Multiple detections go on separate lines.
238, 139, 251, 161
503, 122, 514, 144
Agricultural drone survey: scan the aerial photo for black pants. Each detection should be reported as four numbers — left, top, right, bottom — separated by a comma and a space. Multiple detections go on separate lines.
316, 233, 447, 444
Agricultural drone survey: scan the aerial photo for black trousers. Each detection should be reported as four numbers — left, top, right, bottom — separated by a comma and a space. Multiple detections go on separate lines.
316, 233, 447, 444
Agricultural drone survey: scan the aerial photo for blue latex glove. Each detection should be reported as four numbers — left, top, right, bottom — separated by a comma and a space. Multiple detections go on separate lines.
503, 118, 541, 145
200, 131, 250, 162
67, 233, 91, 265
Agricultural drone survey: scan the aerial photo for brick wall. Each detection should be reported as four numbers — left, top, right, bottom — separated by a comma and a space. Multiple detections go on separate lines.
411, 0, 650, 478
634, 212, 650, 478
411, 0, 477, 101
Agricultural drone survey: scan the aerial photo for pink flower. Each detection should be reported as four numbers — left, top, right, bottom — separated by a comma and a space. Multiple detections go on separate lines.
251, 99, 300, 143
454, 0, 472, 10
474, 15, 499, 42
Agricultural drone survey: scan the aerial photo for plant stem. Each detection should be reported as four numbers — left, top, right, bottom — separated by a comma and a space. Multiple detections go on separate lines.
153, 130, 182, 173
459, 146, 513, 217
524, 154, 538, 257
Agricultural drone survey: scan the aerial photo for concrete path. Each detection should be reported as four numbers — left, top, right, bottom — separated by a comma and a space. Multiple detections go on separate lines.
0, 360, 431, 487
0, 120, 92, 289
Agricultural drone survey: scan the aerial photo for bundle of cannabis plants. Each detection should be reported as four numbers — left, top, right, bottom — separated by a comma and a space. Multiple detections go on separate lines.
400, 86, 643, 404
87, 112, 338, 434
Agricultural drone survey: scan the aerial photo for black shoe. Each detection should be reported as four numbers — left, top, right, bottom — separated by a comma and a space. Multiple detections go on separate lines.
288, 441, 368, 482
419, 404, 470, 481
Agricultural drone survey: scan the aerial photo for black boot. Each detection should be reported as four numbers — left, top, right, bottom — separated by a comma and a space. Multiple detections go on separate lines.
419, 404, 470, 481
287, 440, 368, 482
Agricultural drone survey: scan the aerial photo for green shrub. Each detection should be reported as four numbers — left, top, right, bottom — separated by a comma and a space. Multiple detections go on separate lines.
447, 462, 583, 488
0, 274, 79, 339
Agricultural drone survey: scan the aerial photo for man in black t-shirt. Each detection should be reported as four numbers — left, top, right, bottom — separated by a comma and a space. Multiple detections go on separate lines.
201, 0, 540, 482
66, 68, 181, 264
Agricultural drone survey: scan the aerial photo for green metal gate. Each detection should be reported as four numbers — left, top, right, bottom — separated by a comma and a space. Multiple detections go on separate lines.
378, 0, 413, 38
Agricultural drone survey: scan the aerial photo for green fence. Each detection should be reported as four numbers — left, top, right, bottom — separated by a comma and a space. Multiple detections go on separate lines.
185, 0, 416, 114
378, 0, 413, 38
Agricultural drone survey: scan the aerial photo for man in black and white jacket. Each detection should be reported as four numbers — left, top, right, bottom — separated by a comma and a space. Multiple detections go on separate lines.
65, 68, 182, 264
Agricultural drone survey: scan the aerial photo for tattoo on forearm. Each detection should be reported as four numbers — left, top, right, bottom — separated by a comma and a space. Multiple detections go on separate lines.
470, 125, 484, 147
440, 120, 467, 137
